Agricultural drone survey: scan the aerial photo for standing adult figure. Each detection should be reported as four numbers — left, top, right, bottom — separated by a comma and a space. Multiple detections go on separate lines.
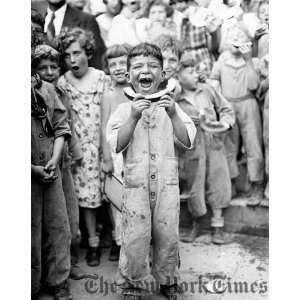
44, 0, 106, 70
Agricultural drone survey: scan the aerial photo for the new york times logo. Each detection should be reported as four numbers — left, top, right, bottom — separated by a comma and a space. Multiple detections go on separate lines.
84, 275, 268, 296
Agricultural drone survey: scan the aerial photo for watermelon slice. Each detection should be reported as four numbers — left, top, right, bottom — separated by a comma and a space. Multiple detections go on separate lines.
198, 110, 230, 133
123, 78, 177, 102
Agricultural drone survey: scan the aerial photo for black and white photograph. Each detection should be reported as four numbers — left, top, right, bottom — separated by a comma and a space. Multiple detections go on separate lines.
29, 0, 270, 299
12, 0, 300, 299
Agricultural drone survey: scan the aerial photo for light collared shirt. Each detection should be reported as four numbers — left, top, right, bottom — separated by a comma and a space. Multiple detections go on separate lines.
44, 3, 67, 36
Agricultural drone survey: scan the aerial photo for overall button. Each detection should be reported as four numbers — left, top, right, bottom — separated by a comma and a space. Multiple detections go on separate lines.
39, 133, 44, 138
150, 192, 155, 197
151, 174, 156, 180
150, 154, 156, 160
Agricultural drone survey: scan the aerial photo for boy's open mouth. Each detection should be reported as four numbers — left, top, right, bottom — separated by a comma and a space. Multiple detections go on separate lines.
139, 77, 153, 89
72, 66, 80, 71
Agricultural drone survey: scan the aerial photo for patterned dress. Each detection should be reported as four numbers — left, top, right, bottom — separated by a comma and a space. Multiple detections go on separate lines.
58, 68, 110, 208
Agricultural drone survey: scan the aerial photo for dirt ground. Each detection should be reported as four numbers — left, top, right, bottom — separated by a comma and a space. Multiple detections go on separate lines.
38, 232, 268, 300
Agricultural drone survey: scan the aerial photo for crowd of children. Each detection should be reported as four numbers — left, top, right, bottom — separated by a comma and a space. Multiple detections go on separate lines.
31, 0, 269, 299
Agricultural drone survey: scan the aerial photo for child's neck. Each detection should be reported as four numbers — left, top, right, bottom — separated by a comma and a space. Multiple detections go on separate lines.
181, 88, 196, 102
113, 81, 128, 89
106, 11, 115, 19
68, 67, 94, 90
229, 51, 245, 61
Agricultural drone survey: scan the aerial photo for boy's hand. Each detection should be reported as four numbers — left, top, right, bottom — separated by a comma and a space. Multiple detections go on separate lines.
102, 160, 114, 176
198, 71, 207, 83
254, 24, 268, 39
238, 43, 252, 61
158, 94, 176, 118
131, 95, 151, 120
32, 165, 57, 183
44, 158, 58, 173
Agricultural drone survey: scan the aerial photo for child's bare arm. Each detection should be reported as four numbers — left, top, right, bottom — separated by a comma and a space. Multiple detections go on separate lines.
31, 165, 57, 182
158, 95, 191, 148
170, 111, 191, 148
116, 96, 151, 153
44, 136, 65, 172
31, 136, 65, 182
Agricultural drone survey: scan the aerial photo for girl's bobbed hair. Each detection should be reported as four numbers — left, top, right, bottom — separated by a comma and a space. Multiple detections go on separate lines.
54, 27, 95, 58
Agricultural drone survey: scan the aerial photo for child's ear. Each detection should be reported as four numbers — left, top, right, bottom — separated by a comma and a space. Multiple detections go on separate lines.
125, 72, 131, 83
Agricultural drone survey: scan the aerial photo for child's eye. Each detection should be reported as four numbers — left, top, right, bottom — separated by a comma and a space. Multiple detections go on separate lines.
149, 64, 159, 69
38, 66, 47, 72
132, 65, 142, 70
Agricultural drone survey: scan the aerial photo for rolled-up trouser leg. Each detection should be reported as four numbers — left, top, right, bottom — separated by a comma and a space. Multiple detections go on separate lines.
31, 179, 43, 295
237, 99, 264, 182
61, 166, 79, 264
152, 184, 180, 285
42, 169, 71, 288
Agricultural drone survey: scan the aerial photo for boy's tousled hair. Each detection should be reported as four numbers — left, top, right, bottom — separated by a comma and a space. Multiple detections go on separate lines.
127, 43, 163, 70
32, 44, 61, 70
152, 34, 183, 60
54, 27, 95, 58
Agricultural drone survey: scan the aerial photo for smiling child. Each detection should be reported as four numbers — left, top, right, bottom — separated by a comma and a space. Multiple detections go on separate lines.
106, 43, 196, 300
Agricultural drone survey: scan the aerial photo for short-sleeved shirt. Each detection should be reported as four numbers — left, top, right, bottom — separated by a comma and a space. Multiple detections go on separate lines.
210, 51, 260, 101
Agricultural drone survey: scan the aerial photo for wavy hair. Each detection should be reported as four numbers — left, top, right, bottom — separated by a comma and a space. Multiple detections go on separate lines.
54, 27, 95, 58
